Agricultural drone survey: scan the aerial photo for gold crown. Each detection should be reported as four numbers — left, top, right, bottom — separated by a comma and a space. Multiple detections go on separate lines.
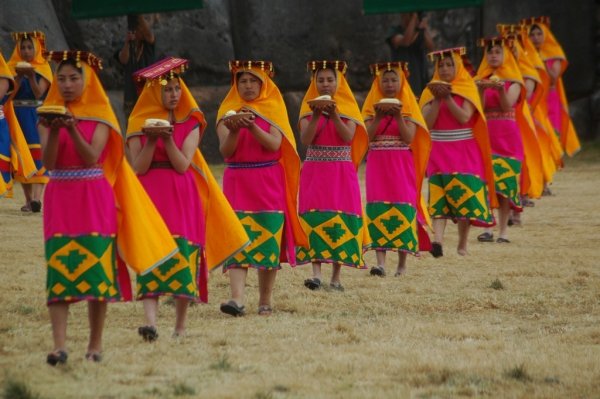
427, 47, 466, 62
307, 60, 348, 74
43, 50, 102, 71
133, 57, 189, 87
229, 60, 274, 77
369, 62, 410, 77
477, 36, 514, 48
520, 16, 551, 27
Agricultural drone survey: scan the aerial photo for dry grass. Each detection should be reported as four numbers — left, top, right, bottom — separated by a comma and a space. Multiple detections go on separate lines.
1, 144, 600, 398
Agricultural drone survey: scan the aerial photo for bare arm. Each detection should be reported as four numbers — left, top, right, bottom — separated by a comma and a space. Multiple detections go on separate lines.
118, 31, 135, 65
497, 82, 521, 112
27, 74, 50, 100
217, 120, 240, 159
365, 114, 384, 141
548, 60, 561, 87
300, 110, 322, 146
39, 121, 59, 170
524, 78, 536, 102
137, 15, 155, 44
247, 120, 282, 152
328, 105, 356, 143
162, 127, 199, 173
422, 100, 440, 129
66, 120, 110, 166
389, 14, 419, 48
127, 135, 158, 174
444, 95, 475, 124
419, 17, 435, 51
396, 115, 417, 144
0, 78, 9, 99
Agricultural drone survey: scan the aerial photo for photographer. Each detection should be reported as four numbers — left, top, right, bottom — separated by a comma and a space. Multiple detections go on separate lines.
116, 14, 156, 118
386, 12, 435, 95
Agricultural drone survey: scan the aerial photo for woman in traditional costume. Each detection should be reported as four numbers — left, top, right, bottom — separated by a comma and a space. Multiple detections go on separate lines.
361, 62, 431, 277
127, 57, 249, 336
419, 47, 497, 256
40, 50, 178, 365
8, 31, 52, 212
216, 60, 307, 316
475, 37, 538, 243
524, 16, 580, 158
0, 51, 36, 198
297, 60, 370, 291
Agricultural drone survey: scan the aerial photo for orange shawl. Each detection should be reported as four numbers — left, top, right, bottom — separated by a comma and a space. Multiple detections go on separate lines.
128, 77, 251, 270
362, 63, 431, 226
420, 48, 498, 208
0, 52, 36, 197
299, 65, 369, 169
43, 57, 177, 275
8, 31, 53, 84
217, 61, 308, 249
475, 39, 543, 198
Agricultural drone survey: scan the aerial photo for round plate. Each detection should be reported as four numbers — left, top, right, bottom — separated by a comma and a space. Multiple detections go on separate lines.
37, 111, 69, 122
15, 66, 34, 74
427, 82, 451, 89
476, 79, 502, 89
223, 112, 255, 122
142, 125, 173, 134
307, 99, 335, 108
375, 101, 403, 112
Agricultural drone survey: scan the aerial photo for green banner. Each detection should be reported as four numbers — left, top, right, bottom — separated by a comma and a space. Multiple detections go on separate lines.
363, 0, 483, 14
72, 0, 203, 19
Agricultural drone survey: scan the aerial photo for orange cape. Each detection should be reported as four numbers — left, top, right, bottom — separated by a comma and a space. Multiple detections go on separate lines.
420, 50, 498, 208
217, 66, 308, 249
475, 41, 544, 198
362, 65, 432, 226
8, 34, 53, 84
0, 53, 36, 197
127, 78, 251, 270
43, 61, 178, 275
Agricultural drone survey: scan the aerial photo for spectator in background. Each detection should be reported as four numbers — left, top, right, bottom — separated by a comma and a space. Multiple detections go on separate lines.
386, 12, 435, 95
116, 14, 156, 118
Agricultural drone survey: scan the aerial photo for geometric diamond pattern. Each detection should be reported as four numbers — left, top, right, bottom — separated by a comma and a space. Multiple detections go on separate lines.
428, 173, 494, 226
224, 211, 285, 270
366, 202, 418, 254
45, 235, 120, 302
137, 237, 201, 300
296, 210, 365, 268
492, 155, 522, 209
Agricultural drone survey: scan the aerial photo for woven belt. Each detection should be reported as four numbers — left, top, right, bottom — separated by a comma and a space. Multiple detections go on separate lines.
49, 167, 104, 180
485, 110, 515, 120
226, 160, 278, 169
13, 99, 43, 107
149, 161, 173, 169
0, 105, 3, 119
305, 145, 352, 162
430, 128, 474, 142
370, 135, 409, 150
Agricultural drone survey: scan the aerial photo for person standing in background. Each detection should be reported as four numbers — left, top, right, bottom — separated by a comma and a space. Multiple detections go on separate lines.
116, 14, 156, 119
386, 12, 435, 95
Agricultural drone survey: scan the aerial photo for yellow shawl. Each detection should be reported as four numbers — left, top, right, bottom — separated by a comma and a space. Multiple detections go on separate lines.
128, 76, 251, 269
8, 31, 53, 84
0, 52, 36, 197
43, 54, 177, 275
475, 38, 543, 199
362, 62, 431, 226
420, 48, 498, 208
217, 61, 308, 249
299, 62, 369, 169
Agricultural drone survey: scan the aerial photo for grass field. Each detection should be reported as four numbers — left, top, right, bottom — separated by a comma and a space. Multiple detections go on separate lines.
1, 144, 599, 399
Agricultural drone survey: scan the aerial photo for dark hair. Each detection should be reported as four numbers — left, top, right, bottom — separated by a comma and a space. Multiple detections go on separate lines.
19, 37, 34, 47
530, 24, 542, 34
315, 67, 337, 79
127, 14, 140, 31
486, 43, 503, 52
57, 58, 83, 74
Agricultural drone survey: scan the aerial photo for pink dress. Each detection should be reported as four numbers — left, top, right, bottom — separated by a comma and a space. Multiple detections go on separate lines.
483, 82, 524, 210
222, 116, 294, 269
426, 95, 494, 226
297, 115, 366, 268
365, 116, 429, 254
44, 120, 122, 304
134, 118, 207, 301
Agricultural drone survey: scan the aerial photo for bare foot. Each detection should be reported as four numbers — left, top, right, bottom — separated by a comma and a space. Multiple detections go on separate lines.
457, 248, 469, 256
394, 265, 406, 277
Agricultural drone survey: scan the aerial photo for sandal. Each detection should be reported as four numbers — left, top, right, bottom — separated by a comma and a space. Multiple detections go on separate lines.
138, 325, 159, 342
85, 352, 102, 362
369, 266, 386, 277
429, 242, 443, 258
20, 204, 31, 212
46, 350, 68, 366
329, 282, 345, 292
496, 237, 510, 243
304, 277, 321, 290
30, 200, 42, 213
220, 300, 245, 317
477, 232, 494, 242
257, 305, 273, 316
